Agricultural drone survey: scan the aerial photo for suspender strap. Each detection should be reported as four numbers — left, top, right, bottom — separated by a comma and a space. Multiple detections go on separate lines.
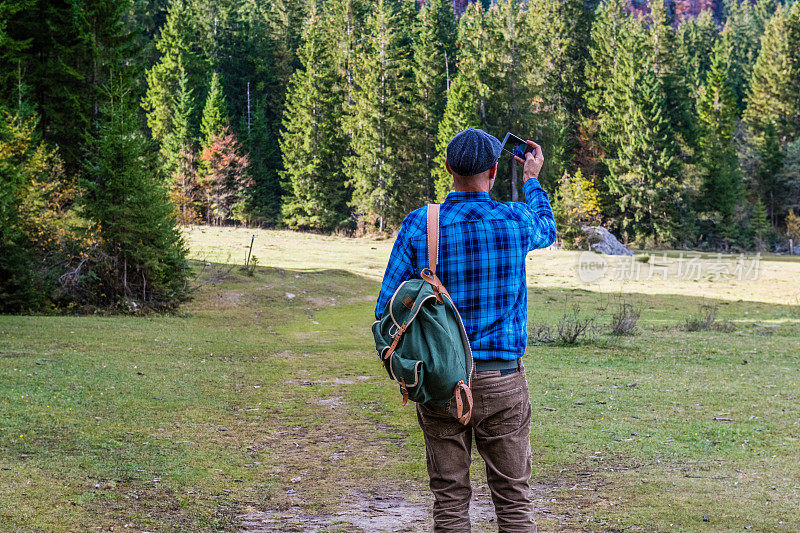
426, 203, 440, 275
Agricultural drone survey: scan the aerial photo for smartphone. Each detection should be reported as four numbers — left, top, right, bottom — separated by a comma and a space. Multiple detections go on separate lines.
501, 133, 533, 160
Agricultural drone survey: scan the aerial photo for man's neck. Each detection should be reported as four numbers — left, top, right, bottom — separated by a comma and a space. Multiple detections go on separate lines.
453, 184, 490, 193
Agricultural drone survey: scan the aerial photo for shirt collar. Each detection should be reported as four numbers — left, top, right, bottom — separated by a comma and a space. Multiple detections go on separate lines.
443, 190, 492, 203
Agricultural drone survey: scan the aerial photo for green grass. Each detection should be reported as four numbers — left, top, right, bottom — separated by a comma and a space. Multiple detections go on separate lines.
1, 226, 799, 531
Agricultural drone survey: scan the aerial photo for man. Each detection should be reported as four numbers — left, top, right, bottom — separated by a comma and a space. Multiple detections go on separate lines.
374, 128, 557, 532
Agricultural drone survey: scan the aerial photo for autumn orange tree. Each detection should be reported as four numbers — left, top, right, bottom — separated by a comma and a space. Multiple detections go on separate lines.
199, 128, 252, 225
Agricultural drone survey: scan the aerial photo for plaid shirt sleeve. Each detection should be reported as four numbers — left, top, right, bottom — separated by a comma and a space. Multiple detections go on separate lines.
516, 178, 557, 251
374, 217, 415, 320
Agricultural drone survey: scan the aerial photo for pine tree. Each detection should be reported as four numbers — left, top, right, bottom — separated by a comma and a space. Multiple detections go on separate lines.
77, 0, 135, 121
0, 0, 34, 109
676, 9, 719, 101
142, 0, 202, 152
196, 70, 230, 222
755, 123, 783, 225
324, 0, 367, 111
189, 0, 248, 73
160, 64, 198, 223
697, 39, 741, 245
83, 77, 188, 309
162, 65, 194, 172
753, 0, 779, 36
586, 0, 631, 147
455, 1, 490, 131
279, 0, 349, 231
127, 0, 172, 71
235, 0, 307, 224
242, 97, 282, 225
391, 0, 425, 215
720, 0, 763, 107
522, 0, 595, 123
585, 0, 635, 234
750, 197, 769, 248
482, 0, 528, 201
744, 1, 800, 142
606, 29, 681, 245
258, 0, 307, 120
412, 0, 457, 199
433, 72, 481, 201
201, 71, 228, 147
344, 0, 403, 229
648, 0, 696, 146
3, 0, 134, 174
777, 139, 800, 216
520, 0, 594, 187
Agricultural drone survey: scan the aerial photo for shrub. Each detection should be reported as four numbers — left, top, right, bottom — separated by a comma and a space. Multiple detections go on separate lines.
0, 111, 77, 312
557, 306, 596, 344
611, 303, 641, 335
682, 304, 735, 332
552, 169, 603, 249
528, 323, 555, 344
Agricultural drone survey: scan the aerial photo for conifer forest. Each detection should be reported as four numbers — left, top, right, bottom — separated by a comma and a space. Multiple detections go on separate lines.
2, 0, 800, 312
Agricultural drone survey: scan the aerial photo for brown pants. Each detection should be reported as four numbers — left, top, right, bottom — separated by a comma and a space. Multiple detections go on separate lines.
416, 364, 536, 532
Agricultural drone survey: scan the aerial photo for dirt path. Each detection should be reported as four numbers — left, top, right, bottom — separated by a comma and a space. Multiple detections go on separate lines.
237, 481, 582, 532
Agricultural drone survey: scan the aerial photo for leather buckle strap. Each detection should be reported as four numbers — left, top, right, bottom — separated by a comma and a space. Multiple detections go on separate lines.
382, 321, 408, 360
420, 268, 449, 303
399, 378, 409, 406
454, 380, 473, 425
422, 204, 452, 303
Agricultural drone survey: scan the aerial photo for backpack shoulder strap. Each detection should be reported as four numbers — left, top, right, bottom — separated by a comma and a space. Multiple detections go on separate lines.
426, 203, 440, 275
422, 203, 448, 303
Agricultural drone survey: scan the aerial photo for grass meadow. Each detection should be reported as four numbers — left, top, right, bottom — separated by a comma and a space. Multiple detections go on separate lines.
2, 225, 800, 531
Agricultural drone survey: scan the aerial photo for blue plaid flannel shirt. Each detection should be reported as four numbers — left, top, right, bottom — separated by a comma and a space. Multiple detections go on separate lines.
375, 178, 557, 361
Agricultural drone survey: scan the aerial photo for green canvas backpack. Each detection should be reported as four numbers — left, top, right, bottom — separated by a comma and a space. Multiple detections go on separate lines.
372, 204, 474, 424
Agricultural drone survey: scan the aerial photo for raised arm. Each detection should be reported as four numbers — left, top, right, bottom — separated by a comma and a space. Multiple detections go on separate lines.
512, 141, 557, 251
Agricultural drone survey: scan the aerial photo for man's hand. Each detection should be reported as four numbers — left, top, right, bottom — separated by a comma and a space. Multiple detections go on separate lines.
513, 140, 544, 182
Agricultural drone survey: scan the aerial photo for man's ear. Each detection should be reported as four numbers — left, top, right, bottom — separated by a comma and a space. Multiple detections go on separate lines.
489, 162, 498, 181
445, 160, 453, 176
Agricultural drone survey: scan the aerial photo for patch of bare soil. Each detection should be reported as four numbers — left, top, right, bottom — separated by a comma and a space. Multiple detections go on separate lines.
237, 488, 495, 532
345, 295, 378, 304
306, 296, 337, 307
86, 482, 218, 531
235, 375, 625, 532
217, 290, 244, 307
236, 481, 582, 532
286, 376, 372, 386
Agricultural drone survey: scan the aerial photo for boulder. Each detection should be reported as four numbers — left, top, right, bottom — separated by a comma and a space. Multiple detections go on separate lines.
774, 242, 800, 255
581, 226, 634, 256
